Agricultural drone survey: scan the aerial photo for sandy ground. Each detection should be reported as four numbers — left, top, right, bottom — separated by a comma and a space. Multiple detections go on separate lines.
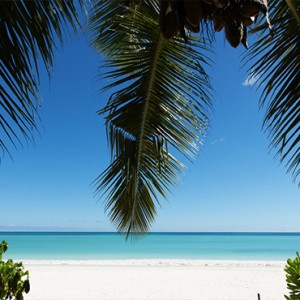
23, 260, 287, 300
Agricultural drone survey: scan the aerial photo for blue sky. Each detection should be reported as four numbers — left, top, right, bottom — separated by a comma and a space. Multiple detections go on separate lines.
0, 21, 299, 232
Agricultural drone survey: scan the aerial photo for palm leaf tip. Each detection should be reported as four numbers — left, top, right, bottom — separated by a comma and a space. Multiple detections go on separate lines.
0, 0, 83, 158
245, 0, 300, 186
94, 131, 182, 237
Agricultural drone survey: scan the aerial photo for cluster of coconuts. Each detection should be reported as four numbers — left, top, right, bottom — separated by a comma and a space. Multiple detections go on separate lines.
125, 0, 271, 49
159, 0, 271, 48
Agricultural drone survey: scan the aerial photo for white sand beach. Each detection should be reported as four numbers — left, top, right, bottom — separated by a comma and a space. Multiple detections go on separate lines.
23, 260, 287, 300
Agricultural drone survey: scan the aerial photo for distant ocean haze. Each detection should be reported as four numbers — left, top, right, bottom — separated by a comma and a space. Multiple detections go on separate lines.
0, 232, 299, 260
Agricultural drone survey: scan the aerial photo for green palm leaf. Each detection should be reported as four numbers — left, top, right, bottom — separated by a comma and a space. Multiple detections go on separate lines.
0, 0, 82, 158
245, 0, 300, 185
91, 0, 213, 237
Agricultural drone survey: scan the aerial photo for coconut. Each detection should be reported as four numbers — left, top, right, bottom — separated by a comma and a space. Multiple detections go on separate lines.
163, 11, 179, 39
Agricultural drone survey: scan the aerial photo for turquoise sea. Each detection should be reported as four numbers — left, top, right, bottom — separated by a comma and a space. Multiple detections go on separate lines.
0, 232, 299, 260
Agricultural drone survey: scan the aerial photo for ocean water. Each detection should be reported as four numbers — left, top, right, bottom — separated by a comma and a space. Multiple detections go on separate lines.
0, 232, 299, 261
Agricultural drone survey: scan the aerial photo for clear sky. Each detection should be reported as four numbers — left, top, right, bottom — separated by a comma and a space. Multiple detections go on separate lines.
0, 19, 299, 233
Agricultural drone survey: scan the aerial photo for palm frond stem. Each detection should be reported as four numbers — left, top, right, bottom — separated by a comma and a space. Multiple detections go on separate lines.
128, 31, 164, 235
285, 0, 300, 25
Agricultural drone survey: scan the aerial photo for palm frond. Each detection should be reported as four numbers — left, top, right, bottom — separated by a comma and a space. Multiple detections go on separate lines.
0, 0, 82, 158
245, 0, 300, 185
90, 0, 213, 237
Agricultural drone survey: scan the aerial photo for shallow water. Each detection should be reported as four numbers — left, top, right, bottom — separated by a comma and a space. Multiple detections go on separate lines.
0, 232, 299, 260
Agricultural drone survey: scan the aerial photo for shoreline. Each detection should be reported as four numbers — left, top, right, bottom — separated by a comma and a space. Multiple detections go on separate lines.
24, 259, 288, 300
23, 258, 286, 266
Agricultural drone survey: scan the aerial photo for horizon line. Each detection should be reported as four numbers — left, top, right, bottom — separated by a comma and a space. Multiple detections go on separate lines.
1, 231, 300, 234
